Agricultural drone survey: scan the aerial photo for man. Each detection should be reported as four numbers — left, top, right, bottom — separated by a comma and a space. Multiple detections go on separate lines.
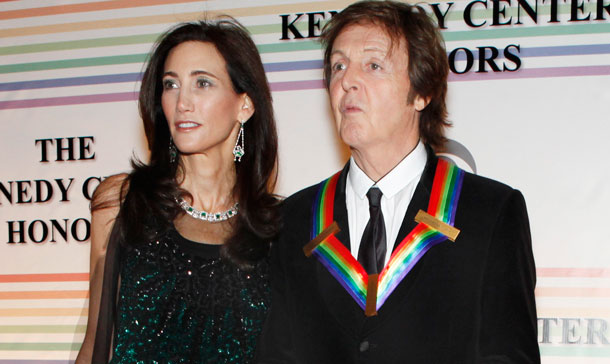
258, 1, 539, 363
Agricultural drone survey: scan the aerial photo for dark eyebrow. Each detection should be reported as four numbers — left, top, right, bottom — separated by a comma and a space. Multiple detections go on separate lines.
191, 70, 217, 79
162, 70, 218, 79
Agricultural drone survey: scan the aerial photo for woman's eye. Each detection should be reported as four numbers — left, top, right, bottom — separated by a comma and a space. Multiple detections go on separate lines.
197, 79, 211, 88
370, 63, 381, 71
162, 79, 178, 89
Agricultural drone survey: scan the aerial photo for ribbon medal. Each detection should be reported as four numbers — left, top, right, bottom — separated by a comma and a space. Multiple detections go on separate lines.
303, 159, 465, 316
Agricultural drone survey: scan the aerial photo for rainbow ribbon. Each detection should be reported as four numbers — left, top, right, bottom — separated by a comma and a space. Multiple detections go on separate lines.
307, 172, 370, 309
304, 159, 465, 315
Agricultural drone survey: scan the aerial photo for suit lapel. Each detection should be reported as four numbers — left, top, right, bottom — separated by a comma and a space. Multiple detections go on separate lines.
333, 164, 351, 250
315, 163, 367, 331
392, 149, 438, 252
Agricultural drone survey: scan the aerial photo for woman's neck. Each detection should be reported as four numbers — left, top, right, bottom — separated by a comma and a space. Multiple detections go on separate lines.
178, 153, 237, 212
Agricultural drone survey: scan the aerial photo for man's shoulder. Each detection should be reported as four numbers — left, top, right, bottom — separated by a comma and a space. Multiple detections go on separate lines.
283, 176, 332, 208
279, 174, 340, 226
281, 185, 319, 223
462, 170, 513, 194
459, 169, 525, 212
274, 179, 331, 250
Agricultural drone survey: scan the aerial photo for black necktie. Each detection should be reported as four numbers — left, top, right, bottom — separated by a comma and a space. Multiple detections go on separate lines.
357, 187, 387, 274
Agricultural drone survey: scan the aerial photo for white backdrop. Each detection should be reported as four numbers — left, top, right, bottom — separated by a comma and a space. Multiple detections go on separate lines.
1, 0, 609, 363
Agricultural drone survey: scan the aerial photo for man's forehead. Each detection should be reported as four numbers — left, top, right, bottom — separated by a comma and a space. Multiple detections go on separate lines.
332, 22, 406, 56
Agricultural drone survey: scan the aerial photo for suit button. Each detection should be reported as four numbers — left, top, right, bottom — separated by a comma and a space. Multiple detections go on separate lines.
359, 340, 369, 352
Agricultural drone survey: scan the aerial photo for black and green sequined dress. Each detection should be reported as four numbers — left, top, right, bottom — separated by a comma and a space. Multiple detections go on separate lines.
107, 228, 270, 363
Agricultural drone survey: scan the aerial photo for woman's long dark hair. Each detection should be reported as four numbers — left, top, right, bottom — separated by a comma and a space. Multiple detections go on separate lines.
108, 19, 279, 268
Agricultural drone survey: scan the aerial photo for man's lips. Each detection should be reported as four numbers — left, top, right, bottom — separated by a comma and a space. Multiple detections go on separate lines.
341, 104, 363, 113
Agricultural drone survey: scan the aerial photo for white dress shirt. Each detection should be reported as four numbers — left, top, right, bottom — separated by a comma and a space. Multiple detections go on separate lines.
345, 141, 427, 265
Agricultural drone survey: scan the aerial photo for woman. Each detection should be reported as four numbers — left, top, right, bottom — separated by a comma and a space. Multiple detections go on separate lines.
76, 19, 279, 363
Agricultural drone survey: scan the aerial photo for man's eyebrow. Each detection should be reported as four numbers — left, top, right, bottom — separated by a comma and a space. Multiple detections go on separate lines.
330, 46, 388, 57
330, 49, 346, 58
363, 45, 388, 54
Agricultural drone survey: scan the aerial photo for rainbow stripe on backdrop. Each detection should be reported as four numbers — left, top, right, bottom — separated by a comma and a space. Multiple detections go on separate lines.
2, 270, 610, 362
306, 159, 465, 314
0, 273, 88, 362
1, 0, 609, 110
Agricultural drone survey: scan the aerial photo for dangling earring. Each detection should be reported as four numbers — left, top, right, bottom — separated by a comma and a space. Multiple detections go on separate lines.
233, 120, 245, 162
169, 138, 178, 164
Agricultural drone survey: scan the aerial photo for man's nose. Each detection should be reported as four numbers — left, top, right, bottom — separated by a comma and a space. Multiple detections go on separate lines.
341, 65, 360, 92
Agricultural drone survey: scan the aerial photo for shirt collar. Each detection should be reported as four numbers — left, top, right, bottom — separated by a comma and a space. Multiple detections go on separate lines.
348, 140, 427, 200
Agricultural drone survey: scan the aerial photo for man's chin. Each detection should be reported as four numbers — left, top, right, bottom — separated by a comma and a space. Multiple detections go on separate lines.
339, 122, 368, 145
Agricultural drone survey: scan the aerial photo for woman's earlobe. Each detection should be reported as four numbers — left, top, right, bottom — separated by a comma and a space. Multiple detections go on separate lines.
239, 95, 255, 121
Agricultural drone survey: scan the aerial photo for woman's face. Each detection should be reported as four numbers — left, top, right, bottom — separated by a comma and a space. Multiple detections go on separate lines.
161, 41, 253, 159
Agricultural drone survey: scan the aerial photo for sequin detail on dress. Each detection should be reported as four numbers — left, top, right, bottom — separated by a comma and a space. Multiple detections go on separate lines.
110, 228, 269, 363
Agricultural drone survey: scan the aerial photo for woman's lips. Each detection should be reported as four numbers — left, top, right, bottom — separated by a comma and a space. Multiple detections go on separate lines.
176, 121, 201, 130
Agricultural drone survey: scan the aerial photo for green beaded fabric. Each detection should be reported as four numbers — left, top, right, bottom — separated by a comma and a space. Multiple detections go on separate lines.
109, 228, 270, 363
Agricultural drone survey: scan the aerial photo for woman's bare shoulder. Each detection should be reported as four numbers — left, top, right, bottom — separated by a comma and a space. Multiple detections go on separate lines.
91, 173, 130, 212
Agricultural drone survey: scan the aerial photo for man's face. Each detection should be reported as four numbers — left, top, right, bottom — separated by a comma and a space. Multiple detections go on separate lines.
328, 23, 426, 155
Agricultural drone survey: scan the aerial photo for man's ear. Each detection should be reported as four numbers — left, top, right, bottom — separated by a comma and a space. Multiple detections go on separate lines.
413, 94, 430, 112
238, 94, 255, 122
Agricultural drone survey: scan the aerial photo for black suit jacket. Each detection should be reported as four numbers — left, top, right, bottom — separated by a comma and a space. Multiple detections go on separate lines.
258, 152, 540, 363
